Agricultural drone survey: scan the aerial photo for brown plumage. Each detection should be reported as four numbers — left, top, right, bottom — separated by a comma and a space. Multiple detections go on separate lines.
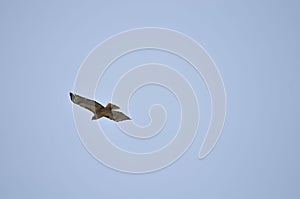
69, 92, 131, 122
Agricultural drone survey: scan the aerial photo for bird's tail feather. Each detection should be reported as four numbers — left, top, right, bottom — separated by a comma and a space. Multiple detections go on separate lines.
106, 103, 120, 109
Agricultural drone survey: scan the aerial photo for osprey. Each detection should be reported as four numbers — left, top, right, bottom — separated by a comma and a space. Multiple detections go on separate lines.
69, 92, 131, 122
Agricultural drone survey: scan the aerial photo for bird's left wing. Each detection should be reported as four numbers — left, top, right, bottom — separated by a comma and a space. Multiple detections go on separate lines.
69, 92, 104, 114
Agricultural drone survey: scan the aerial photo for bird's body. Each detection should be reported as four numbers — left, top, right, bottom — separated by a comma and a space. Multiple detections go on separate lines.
69, 92, 130, 122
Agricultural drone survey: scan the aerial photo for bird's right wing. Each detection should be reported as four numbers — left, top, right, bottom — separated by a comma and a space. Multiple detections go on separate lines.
111, 110, 131, 122
70, 92, 104, 114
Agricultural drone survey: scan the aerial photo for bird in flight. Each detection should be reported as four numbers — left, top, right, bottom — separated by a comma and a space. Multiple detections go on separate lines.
69, 92, 131, 122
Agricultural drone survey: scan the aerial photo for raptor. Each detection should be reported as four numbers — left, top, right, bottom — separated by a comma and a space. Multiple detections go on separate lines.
69, 92, 131, 122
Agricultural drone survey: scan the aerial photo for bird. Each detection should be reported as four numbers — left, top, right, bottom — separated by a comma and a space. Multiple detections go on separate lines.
69, 92, 131, 122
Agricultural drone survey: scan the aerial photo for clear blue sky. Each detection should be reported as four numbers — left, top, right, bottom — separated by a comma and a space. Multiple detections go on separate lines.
0, 0, 299, 198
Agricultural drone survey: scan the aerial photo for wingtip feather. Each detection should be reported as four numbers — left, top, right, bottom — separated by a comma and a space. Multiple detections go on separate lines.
69, 92, 74, 101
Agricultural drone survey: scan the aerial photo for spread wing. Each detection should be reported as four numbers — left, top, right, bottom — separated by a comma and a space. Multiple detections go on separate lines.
69, 92, 104, 114
111, 110, 131, 122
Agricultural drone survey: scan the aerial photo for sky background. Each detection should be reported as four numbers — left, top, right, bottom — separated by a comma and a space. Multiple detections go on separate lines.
0, 0, 299, 198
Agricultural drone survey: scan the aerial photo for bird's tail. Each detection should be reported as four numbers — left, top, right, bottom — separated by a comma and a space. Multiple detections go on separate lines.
106, 103, 120, 110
